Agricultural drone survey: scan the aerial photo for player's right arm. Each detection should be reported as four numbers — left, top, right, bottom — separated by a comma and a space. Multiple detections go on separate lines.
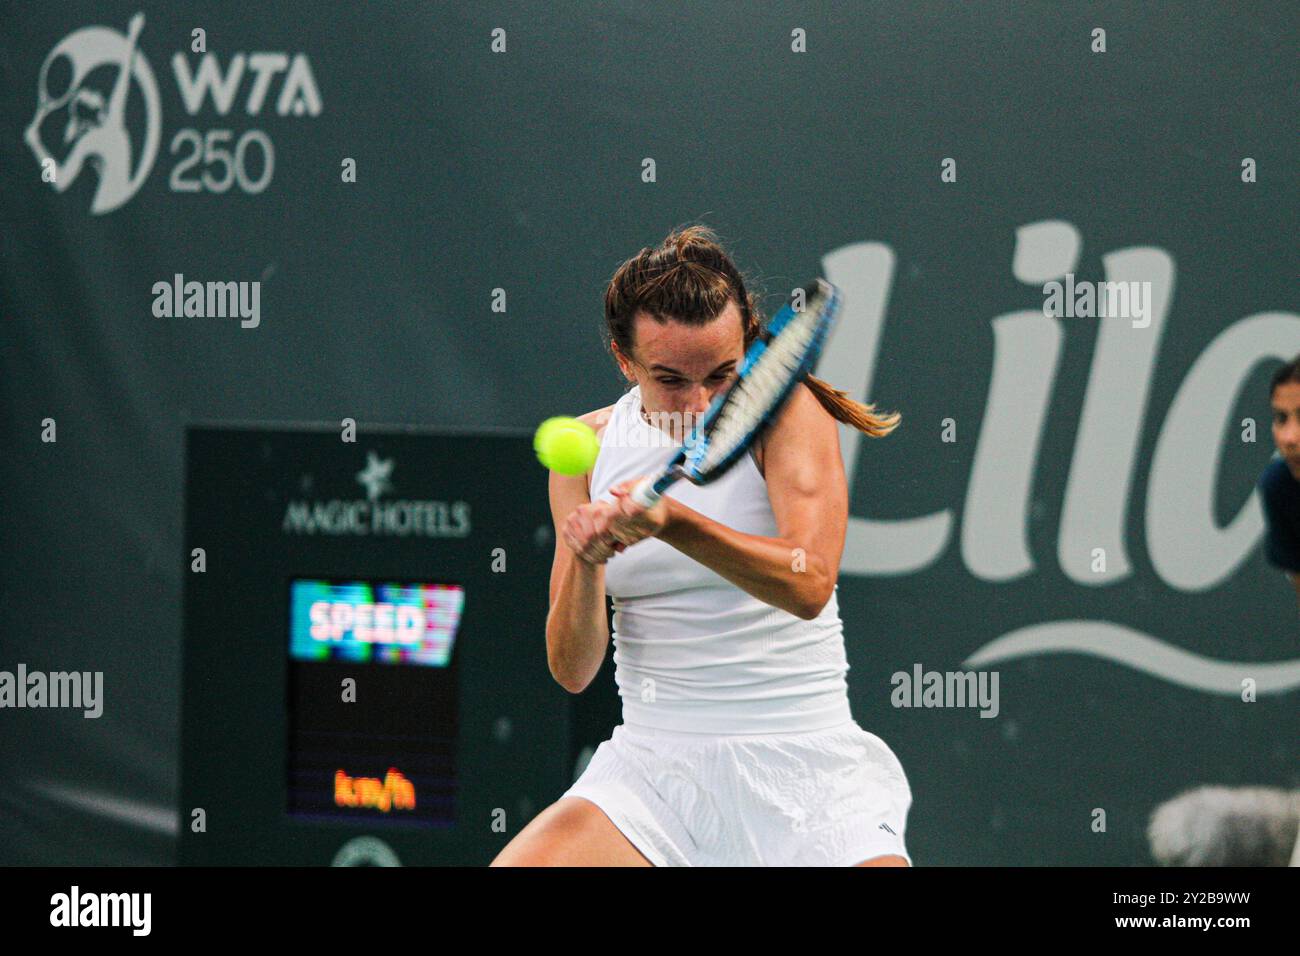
545, 412, 614, 693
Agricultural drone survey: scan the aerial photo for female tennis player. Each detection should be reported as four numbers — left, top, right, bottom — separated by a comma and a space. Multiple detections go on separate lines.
491, 224, 913, 867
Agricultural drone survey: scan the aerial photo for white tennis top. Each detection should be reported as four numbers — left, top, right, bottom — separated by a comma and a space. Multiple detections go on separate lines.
588, 384, 852, 735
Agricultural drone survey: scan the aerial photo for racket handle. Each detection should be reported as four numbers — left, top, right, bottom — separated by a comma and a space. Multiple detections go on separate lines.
629, 475, 663, 509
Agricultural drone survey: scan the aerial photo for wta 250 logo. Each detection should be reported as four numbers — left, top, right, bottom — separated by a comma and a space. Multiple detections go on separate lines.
25, 12, 321, 214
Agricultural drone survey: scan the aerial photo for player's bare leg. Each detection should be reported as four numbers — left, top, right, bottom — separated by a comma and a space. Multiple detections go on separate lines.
491, 796, 653, 866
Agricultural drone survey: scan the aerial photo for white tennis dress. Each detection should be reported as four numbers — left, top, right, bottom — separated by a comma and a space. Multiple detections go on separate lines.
561, 384, 913, 866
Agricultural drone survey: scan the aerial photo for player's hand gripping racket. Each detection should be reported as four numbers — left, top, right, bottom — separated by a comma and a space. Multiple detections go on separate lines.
628, 278, 842, 510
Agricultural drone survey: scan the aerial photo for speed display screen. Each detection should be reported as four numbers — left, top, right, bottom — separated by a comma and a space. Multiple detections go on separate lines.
287, 579, 462, 827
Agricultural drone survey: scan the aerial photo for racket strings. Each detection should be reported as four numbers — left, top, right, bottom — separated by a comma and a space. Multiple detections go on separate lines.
693, 298, 821, 470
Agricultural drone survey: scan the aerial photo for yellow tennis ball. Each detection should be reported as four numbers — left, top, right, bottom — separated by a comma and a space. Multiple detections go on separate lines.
534, 416, 600, 475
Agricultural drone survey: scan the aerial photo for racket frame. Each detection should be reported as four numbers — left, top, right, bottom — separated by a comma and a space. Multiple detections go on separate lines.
628, 278, 840, 509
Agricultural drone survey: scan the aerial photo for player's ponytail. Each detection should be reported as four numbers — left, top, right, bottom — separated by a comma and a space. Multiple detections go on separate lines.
800, 372, 900, 438
603, 223, 900, 438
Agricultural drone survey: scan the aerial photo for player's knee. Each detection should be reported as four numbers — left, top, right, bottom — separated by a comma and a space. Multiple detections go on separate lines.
490, 843, 551, 866
490, 828, 562, 866
489, 799, 595, 866
855, 853, 910, 867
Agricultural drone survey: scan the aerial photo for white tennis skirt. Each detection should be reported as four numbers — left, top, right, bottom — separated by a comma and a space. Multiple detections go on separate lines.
562, 719, 914, 866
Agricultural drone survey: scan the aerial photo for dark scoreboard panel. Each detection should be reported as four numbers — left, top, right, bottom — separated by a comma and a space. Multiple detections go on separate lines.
286, 579, 461, 828
179, 424, 604, 865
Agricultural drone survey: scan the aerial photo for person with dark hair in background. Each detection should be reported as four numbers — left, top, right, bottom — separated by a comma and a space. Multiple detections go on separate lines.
1257, 354, 1300, 612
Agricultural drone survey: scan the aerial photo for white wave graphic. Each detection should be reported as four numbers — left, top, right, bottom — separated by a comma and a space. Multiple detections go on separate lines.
964, 620, 1300, 695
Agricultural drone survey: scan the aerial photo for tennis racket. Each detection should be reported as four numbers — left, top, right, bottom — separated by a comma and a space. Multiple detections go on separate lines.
628, 277, 841, 509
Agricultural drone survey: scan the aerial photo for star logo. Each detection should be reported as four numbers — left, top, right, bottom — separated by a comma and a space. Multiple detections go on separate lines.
355, 451, 394, 502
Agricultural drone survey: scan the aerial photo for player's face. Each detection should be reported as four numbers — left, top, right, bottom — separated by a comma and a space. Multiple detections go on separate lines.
1270, 381, 1300, 478
622, 301, 744, 440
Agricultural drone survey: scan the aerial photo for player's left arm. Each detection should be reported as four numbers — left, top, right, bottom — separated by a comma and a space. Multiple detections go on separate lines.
655, 382, 847, 619
1289, 573, 1300, 615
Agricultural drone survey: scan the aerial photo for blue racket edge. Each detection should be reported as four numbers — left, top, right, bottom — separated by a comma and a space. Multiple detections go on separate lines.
626, 279, 839, 511
628, 469, 677, 508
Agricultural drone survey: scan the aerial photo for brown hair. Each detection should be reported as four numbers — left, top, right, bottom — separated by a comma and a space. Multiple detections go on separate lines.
602, 224, 900, 437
